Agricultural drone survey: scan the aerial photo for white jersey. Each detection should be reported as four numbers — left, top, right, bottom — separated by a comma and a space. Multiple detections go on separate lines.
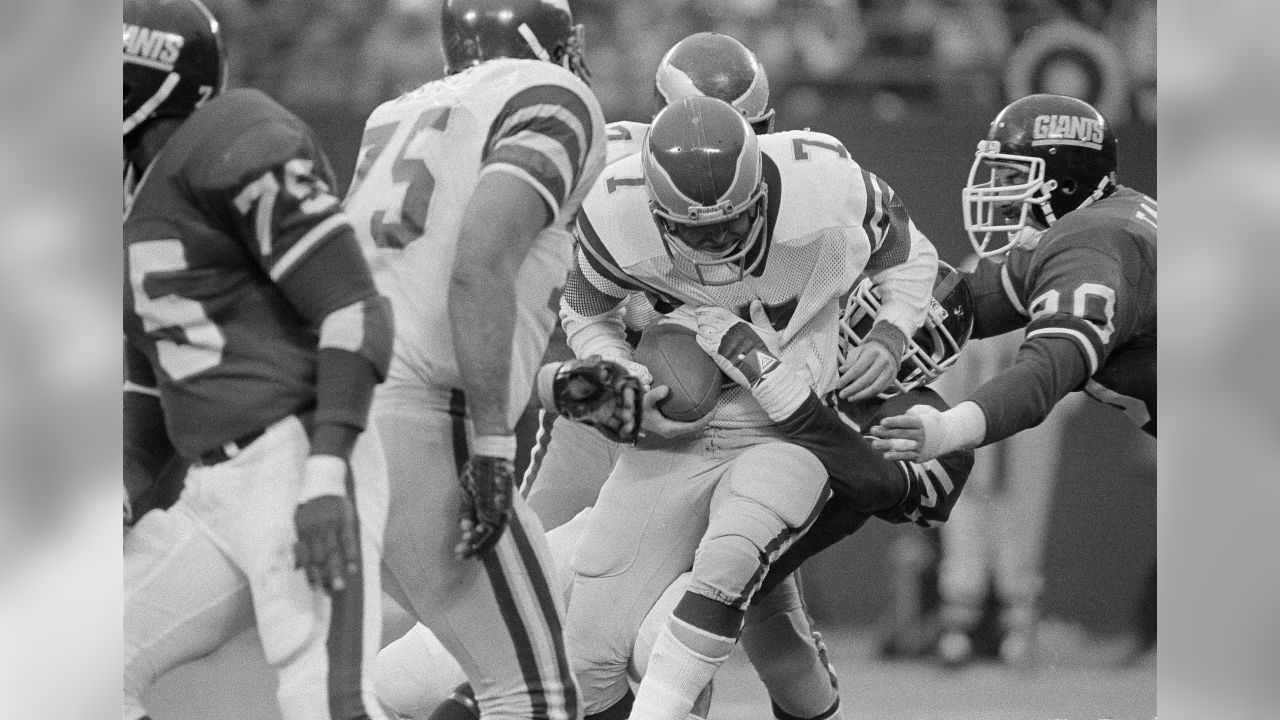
564, 129, 937, 426
605, 120, 650, 165
344, 58, 606, 389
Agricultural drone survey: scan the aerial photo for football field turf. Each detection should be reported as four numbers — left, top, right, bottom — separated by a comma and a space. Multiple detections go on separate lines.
146, 602, 1156, 720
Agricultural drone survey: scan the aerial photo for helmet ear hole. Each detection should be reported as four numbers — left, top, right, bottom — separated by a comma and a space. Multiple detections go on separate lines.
1059, 178, 1079, 195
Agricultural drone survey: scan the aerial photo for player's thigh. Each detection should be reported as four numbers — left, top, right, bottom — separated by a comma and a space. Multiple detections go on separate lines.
124, 504, 253, 693
420, 496, 578, 720
714, 440, 829, 531
566, 440, 716, 670
373, 383, 472, 606
525, 415, 621, 531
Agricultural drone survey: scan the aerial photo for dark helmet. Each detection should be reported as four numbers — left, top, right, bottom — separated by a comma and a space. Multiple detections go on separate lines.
654, 32, 774, 134
441, 0, 588, 81
123, 0, 227, 138
840, 260, 974, 396
963, 93, 1118, 257
641, 96, 769, 286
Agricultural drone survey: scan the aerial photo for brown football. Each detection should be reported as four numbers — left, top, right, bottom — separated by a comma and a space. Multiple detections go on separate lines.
633, 322, 724, 422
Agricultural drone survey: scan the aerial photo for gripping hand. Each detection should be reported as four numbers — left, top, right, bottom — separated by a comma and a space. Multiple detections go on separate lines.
693, 302, 809, 422
549, 356, 644, 443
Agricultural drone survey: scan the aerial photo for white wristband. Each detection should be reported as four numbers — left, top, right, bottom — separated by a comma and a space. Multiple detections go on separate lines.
302, 454, 348, 500
473, 434, 518, 460
919, 401, 987, 459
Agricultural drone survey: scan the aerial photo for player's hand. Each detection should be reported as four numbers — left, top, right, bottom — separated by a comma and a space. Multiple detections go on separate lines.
640, 385, 714, 438
869, 405, 940, 462
837, 341, 897, 401
692, 302, 780, 388
293, 456, 359, 594
455, 455, 515, 559
694, 302, 810, 423
551, 356, 645, 443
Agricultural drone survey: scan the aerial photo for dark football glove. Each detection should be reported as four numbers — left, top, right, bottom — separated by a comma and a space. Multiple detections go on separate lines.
294, 494, 360, 593
875, 458, 969, 528
456, 455, 515, 559
552, 357, 644, 443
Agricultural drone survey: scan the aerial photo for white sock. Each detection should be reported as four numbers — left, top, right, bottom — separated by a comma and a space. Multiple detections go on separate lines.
631, 616, 734, 720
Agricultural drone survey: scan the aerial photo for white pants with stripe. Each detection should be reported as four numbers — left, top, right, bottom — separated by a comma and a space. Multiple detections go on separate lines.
374, 379, 578, 720
123, 416, 389, 720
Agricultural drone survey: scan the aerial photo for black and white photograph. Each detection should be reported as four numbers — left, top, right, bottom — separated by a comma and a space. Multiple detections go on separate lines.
1, 1, 1278, 719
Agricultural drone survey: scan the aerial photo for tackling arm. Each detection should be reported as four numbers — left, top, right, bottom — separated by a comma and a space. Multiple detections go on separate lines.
839, 174, 937, 400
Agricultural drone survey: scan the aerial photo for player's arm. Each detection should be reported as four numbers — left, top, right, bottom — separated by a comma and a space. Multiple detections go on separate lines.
559, 245, 641, 374
839, 172, 938, 400
123, 337, 175, 526
872, 237, 1134, 458
210, 119, 394, 591
451, 81, 606, 557
694, 303, 960, 524
757, 388, 975, 597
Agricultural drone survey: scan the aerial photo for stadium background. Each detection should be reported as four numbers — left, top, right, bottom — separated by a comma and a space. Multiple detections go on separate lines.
154, 0, 1156, 717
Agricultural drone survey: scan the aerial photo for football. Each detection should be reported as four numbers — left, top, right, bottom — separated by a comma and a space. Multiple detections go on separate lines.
633, 322, 724, 422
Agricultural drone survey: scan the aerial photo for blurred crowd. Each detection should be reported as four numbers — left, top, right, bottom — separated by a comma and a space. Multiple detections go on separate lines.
200, 0, 1156, 123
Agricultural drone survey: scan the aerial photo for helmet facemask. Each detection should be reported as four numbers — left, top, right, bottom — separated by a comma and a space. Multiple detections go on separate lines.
962, 140, 1057, 258
839, 269, 973, 397
650, 182, 769, 286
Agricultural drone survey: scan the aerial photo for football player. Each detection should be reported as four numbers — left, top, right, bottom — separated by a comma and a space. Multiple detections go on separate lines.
123, 1, 394, 719
561, 96, 940, 720
369, 263, 977, 720
869, 94, 1156, 461
340, 2, 609, 720
521, 30, 775, 531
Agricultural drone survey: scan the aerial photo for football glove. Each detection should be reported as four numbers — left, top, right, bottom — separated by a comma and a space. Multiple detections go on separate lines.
693, 303, 809, 422
545, 356, 645, 443
456, 455, 515, 559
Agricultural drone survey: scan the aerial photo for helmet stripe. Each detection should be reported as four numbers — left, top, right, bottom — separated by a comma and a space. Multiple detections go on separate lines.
123, 72, 180, 135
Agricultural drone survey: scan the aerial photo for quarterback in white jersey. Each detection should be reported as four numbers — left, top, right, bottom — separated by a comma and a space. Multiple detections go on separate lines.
341, 2, 605, 720
560, 97, 936, 720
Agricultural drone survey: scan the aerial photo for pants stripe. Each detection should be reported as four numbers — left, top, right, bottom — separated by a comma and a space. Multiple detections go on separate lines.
451, 389, 560, 719
449, 389, 469, 474
738, 484, 833, 608
508, 515, 578, 720
482, 549, 550, 718
520, 409, 558, 498
326, 464, 366, 719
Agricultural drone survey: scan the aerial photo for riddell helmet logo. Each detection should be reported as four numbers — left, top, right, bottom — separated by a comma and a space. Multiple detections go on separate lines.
1031, 114, 1104, 150
123, 23, 185, 71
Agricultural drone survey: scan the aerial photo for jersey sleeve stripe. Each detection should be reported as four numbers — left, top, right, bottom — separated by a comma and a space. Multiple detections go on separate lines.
1026, 325, 1101, 375
477, 163, 561, 222
999, 262, 1028, 315
485, 83, 594, 177
574, 210, 646, 293
318, 300, 366, 352
484, 138, 571, 209
269, 213, 348, 282
491, 105, 587, 172
859, 168, 886, 252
